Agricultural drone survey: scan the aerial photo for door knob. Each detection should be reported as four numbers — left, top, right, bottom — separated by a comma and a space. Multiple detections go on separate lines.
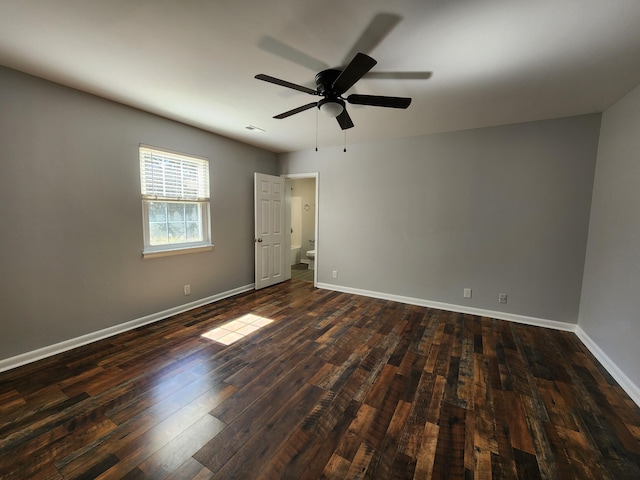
255, 238, 263, 243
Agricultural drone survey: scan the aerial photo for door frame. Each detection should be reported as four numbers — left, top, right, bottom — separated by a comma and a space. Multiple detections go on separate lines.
283, 172, 319, 287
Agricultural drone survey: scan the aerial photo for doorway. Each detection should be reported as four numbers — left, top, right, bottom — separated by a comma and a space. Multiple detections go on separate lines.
284, 173, 318, 286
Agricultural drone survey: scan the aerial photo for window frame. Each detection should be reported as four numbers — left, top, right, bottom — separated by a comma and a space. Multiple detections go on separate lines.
139, 145, 213, 258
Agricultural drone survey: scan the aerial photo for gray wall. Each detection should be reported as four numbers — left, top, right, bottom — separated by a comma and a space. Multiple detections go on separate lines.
579, 83, 640, 388
279, 114, 601, 323
0, 67, 277, 360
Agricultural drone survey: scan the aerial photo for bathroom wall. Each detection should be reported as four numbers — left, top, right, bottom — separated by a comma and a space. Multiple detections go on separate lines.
291, 178, 316, 259
291, 196, 302, 248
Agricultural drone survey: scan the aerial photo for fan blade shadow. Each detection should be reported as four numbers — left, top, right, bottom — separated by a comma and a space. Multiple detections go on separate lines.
258, 12, 402, 72
341, 13, 402, 65
258, 36, 329, 72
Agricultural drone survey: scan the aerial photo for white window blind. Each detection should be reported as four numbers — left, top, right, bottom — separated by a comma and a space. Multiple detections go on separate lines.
140, 146, 209, 201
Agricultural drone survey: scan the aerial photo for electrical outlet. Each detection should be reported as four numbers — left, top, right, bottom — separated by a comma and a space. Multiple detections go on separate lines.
184, 284, 191, 296
332, 270, 338, 279
498, 293, 507, 304
463, 288, 472, 298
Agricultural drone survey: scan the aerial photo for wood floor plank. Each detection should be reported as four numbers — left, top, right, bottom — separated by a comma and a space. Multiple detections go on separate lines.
281, 399, 361, 479
500, 390, 535, 454
208, 340, 317, 424
321, 453, 352, 479
334, 402, 379, 461
195, 355, 324, 473
0, 280, 639, 479
209, 384, 325, 479
541, 421, 580, 480
474, 446, 492, 480
414, 421, 439, 479
254, 427, 315, 480
363, 398, 412, 479
513, 447, 542, 480
57, 381, 235, 479
164, 457, 214, 480
520, 393, 560, 480
7, 416, 118, 480
473, 354, 499, 454
492, 390, 519, 477
363, 363, 398, 410
431, 402, 467, 479
136, 414, 224, 479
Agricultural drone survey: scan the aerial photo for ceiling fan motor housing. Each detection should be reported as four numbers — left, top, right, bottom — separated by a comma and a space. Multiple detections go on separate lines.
315, 69, 342, 96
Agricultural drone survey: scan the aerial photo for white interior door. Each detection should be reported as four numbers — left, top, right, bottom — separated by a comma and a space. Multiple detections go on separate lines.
254, 173, 285, 289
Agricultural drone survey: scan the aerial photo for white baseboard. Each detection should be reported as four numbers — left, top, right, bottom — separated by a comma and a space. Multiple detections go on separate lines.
317, 282, 640, 408
575, 326, 640, 408
0, 284, 254, 373
317, 283, 576, 331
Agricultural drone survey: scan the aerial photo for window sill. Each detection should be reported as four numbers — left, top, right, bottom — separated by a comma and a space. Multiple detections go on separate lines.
142, 244, 213, 259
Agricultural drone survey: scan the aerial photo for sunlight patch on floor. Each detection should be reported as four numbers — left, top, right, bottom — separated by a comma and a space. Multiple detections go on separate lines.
201, 313, 274, 345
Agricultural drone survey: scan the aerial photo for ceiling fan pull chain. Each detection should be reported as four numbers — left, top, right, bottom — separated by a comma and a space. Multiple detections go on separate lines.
315, 108, 319, 152
344, 129, 347, 153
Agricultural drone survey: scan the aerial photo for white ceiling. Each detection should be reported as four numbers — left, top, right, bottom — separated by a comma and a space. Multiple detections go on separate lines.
2, 0, 640, 153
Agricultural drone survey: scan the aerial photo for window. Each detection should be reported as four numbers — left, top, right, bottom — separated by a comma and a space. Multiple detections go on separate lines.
139, 145, 212, 257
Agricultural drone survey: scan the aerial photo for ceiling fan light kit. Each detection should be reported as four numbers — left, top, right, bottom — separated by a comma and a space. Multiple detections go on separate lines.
318, 98, 344, 117
255, 52, 413, 130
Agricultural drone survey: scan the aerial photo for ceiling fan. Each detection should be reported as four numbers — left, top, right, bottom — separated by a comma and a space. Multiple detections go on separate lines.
255, 52, 412, 130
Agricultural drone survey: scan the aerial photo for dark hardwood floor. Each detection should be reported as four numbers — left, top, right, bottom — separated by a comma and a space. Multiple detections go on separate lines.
1, 280, 639, 479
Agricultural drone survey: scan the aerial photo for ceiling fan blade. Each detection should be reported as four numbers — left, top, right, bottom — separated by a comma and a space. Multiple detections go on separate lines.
364, 71, 432, 80
341, 13, 402, 65
336, 109, 354, 130
273, 102, 318, 119
258, 36, 330, 72
347, 94, 412, 109
332, 53, 377, 95
255, 74, 318, 95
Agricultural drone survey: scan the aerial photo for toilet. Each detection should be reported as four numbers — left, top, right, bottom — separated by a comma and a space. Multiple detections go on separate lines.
306, 239, 316, 270
306, 249, 315, 270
